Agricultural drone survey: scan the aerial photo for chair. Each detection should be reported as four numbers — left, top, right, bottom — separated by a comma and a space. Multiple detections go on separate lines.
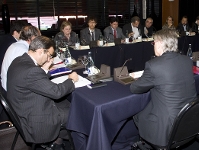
165, 98, 199, 149
0, 89, 75, 150
140, 98, 199, 150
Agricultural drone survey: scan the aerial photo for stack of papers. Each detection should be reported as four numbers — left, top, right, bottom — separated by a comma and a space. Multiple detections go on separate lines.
129, 70, 144, 79
51, 75, 91, 88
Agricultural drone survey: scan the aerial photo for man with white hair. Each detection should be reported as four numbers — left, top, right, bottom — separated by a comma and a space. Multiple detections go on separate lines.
130, 29, 196, 149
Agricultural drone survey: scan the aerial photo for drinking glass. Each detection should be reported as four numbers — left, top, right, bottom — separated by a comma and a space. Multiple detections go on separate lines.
81, 55, 89, 74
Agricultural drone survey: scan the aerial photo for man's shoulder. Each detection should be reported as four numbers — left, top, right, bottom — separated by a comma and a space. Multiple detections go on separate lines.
80, 27, 88, 32
104, 26, 111, 31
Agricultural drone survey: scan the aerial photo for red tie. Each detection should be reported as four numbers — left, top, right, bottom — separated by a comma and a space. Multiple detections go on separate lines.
113, 29, 117, 38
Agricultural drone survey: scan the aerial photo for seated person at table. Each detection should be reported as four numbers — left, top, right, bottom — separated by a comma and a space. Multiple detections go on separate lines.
130, 29, 196, 148
1, 25, 41, 91
142, 17, 154, 38
7, 36, 79, 150
80, 16, 102, 45
192, 16, 199, 34
162, 16, 175, 30
54, 21, 77, 46
104, 17, 125, 43
0, 20, 28, 69
122, 16, 142, 39
176, 16, 191, 35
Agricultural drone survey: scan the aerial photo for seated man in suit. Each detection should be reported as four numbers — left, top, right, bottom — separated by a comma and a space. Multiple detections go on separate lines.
7, 36, 79, 150
192, 16, 199, 34
142, 17, 154, 38
0, 20, 28, 70
122, 16, 142, 39
130, 29, 196, 148
80, 16, 102, 45
176, 16, 191, 36
1, 25, 41, 91
104, 17, 125, 43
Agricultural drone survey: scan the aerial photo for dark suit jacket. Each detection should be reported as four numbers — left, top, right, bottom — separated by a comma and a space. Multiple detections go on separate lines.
54, 31, 77, 46
0, 34, 16, 70
7, 53, 75, 143
80, 27, 102, 45
192, 23, 199, 34
176, 23, 191, 35
103, 26, 125, 43
130, 52, 196, 146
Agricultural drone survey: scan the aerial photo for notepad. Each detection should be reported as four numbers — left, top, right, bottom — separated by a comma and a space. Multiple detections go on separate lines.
49, 67, 72, 76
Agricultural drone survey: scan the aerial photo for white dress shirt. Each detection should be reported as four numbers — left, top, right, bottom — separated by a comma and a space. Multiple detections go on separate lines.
131, 24, 139, 39
1, 40, 29, 90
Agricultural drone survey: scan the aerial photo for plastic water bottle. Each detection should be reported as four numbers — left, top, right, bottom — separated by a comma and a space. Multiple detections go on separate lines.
98, 34, 103, 46
187, 44, 192, 59
75, 34, 80, 49
125, 30, 129, 43
64, 45, 72, 65
87, 51, 95, 75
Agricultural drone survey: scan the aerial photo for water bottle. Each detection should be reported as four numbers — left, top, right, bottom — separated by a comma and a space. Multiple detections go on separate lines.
138, 29, 142, 41
98, 34, 103, 46
187, 44, 192, 59
87, 51, 95, 75
64, 45, 72, 65
75, 34, 80, 49
125, 30, 129, 43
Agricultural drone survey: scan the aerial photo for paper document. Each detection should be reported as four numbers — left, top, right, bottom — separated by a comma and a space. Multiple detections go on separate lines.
129, 70, 144, 79
51, 75, 91, 88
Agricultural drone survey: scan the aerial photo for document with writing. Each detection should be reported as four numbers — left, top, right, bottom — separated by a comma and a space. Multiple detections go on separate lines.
51, 75, 91, 88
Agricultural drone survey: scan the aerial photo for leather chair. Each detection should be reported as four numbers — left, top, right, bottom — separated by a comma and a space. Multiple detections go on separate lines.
132, 98, 199, 150
0, 88, 75, 150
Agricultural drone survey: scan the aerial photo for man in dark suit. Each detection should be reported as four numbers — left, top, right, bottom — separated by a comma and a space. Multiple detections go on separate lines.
7, 36, 79, 150
176, 16, 191, 36
0, 21, 27, 70
142, 17, 154, 38
122, 16, 142, 39
104, 17, 125, 43
80, 16, 102, 45
192, 16, 199, 34
130, 29, 196, 148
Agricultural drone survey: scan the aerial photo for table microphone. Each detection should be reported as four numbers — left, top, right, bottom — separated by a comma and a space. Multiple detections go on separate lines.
118, 58, 132, 77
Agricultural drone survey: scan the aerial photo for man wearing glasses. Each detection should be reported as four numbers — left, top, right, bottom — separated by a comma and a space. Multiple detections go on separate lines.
7, 36, 78, 150
142, 17, 154, 38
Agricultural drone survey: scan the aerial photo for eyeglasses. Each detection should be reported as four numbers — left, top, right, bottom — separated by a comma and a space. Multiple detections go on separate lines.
44, 49, 54, 59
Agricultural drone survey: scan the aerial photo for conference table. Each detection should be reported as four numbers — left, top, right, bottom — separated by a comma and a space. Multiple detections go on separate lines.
67, 81, 150, 150
65, 35, 199, 150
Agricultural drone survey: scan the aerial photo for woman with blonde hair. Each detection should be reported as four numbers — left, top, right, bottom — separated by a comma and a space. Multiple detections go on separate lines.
54, 20, 77, 46
162, 16, 175, 30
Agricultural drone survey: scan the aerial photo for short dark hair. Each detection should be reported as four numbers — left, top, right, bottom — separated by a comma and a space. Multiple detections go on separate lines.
87, 16, 97, 23
196, 16, 199, 21
29, 36, 55, 52
110, 17, 118, 24
182, 16, 188, 20
131, 16, 140, 23
20, 26, 41, 41
10, 21, 28, 35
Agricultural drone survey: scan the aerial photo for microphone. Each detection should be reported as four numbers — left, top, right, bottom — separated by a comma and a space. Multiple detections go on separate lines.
118, 58, 132, 77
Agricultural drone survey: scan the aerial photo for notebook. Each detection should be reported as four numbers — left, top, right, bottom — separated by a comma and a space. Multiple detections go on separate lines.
49, 67, 72, 76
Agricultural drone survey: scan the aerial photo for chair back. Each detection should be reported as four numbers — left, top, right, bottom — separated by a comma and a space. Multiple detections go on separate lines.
167, 98, 199, 149
0, 92, 26, 141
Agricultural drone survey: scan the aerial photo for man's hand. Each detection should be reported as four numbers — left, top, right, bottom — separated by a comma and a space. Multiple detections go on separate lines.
68, 72, 79, 83
42, 58, 54, 71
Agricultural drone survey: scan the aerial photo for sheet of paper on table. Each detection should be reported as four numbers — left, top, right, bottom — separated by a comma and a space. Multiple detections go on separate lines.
51, 75, 91, 88
129, 70, 144, 79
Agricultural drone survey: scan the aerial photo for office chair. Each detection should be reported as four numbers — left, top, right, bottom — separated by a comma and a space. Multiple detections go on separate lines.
165, 98, 199, 149
0, 89, 75, 150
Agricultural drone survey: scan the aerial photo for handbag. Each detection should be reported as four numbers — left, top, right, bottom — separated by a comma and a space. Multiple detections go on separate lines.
0, 121, 30, 150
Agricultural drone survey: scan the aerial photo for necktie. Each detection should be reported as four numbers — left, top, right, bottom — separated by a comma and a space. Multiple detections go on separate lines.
91, 32, 94, 41
113, 29, 117, 38
183, 25, 186, 31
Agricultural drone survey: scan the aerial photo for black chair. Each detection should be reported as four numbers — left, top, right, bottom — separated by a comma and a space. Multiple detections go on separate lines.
0, 89, 75, 150
137, 98, 199, 150
166, 98, 199, 149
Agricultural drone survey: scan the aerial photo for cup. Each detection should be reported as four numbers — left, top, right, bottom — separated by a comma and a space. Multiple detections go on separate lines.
98, 40, 103, 47
75, 43, 80, 49
125, 38, 129, 43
